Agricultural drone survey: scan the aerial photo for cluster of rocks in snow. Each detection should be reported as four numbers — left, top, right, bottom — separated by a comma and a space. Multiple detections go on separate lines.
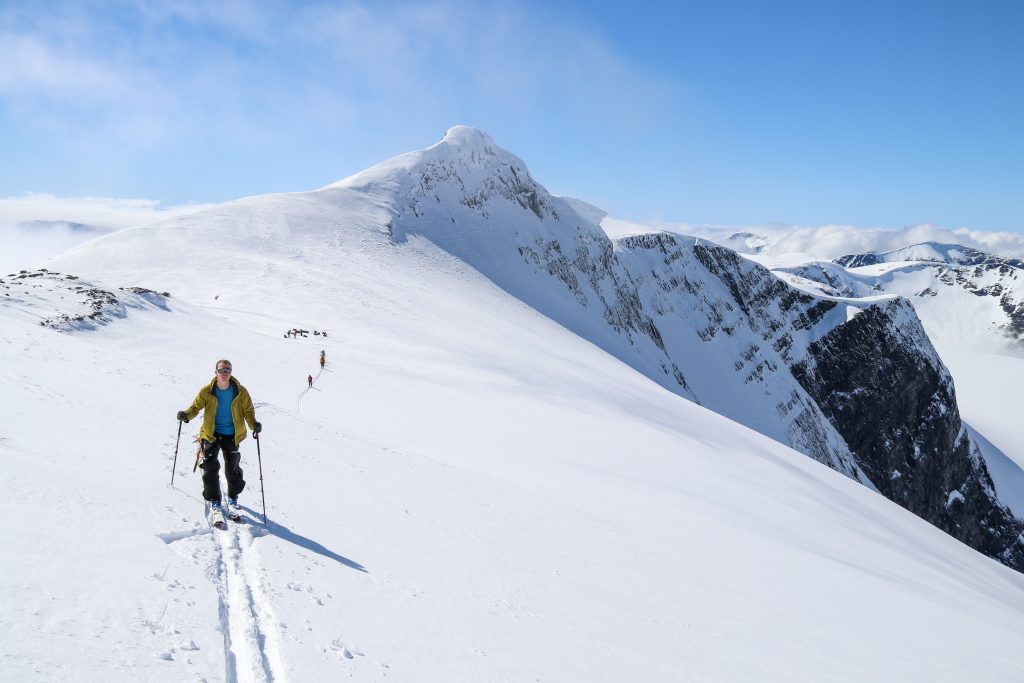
0, 268, 170, 331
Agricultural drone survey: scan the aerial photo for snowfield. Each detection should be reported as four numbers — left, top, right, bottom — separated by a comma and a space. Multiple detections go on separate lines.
2, 128, 1024, 681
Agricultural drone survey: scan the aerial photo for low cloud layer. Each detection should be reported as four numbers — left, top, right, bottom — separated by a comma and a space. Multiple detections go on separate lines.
0, 193, 211, 273
758, 223, 1024, 261
4, 190, 1022, 277
651, 221, 1024, 262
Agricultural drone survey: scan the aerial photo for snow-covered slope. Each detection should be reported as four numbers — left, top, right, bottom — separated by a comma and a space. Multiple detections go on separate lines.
4, 240, 1024, 681
47, 127, 855, 478
6, 127, 1023, 678
45, 127, 1024, 570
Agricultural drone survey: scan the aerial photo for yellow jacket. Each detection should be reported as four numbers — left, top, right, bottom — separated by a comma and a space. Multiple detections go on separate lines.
182, 376, 256, 445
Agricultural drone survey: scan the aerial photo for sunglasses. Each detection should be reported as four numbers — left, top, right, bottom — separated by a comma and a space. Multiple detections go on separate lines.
216, 368, 232, 374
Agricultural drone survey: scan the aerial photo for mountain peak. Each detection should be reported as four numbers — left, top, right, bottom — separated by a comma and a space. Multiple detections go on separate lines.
437, 125, 497, 150
835, 242, 1024, 270
325, 125, 522, 194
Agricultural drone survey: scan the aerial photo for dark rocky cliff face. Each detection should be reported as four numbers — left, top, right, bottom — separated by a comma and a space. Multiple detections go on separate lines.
688, 242, 840, 362
383, 135, 1024, 572
597, 234, 866, 479
596, 238, 1024, 571
791, 299, 1024, 570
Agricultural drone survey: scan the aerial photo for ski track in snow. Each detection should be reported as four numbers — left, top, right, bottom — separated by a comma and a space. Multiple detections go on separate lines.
211, 508, 286, 683
296, 364, 327, 412
162, 482, 286, 682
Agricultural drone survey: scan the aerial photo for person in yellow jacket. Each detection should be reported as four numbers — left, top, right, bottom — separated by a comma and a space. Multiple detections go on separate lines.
176, 359, 261, 523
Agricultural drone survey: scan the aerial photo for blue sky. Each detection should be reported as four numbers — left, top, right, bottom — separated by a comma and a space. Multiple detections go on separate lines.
1, 0, 1021, 231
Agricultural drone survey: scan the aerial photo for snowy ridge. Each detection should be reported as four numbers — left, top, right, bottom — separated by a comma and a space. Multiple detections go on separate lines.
0, 267, 170, 331
6, 127, 1023, 679
47, 127, 1024, 569
327, 129, 867, 479
4, 258, 1024, 680
342, 133, 1023, 566
835, 241, 1024, 270
612, 233, 863, 476
774, 242, 1024, 353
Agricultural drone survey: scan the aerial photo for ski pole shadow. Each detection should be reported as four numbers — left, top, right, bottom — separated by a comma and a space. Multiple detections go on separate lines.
240, 504, 367, 573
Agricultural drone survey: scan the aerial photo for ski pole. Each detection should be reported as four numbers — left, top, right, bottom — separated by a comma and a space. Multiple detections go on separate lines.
170, 420, 183, 486
255, 432, 267, 525
193, 439, 204, 472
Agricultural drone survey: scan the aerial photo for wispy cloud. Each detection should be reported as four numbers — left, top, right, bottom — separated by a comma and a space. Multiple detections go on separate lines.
0, 0, 675, 193
0, 34, 124, 95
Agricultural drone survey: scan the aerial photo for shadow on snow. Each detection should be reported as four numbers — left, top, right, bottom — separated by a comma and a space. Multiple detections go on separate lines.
241, 503, 368, 573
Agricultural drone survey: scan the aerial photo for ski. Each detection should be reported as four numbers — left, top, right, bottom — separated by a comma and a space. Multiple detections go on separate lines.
225, 498, 243, 524
207, 501, 227, 530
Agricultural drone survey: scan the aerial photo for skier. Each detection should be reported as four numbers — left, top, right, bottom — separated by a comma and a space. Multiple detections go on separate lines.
307, 374, 313, 387
319, 353, 325, 370
176, 359, 261, 527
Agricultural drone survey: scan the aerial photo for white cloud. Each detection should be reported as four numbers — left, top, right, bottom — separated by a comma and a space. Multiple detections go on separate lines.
0, 35, 124, 94
0, 193, 211, 230
633, 219, 1024, 262
760, 223, 1024, 261
0, 193, 213, 272
0, 1, 675, 152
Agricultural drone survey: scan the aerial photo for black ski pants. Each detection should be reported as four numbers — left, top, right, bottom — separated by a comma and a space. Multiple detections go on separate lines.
200, 433, 246, 502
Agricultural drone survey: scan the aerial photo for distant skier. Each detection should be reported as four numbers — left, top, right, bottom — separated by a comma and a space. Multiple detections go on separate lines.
319, 352, 325, 370
176, 359, 261, 527
308, 374, 313, 387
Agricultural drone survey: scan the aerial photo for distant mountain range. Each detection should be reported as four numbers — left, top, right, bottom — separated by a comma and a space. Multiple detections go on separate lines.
767, 242, 1024, 352
17, 219, 103, 234
834, 243, 1024, 271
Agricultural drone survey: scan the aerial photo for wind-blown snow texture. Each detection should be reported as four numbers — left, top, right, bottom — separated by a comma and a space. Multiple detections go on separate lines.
3, 127, 1024, 680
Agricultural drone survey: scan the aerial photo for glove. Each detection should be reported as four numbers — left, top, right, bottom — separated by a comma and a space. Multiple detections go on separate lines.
176, 410, 189, 423
253, 421, 262, 435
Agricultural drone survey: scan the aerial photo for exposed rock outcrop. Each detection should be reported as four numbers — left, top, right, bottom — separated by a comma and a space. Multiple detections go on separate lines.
375, 130, 1024, 571
791, 299, 1024, 569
